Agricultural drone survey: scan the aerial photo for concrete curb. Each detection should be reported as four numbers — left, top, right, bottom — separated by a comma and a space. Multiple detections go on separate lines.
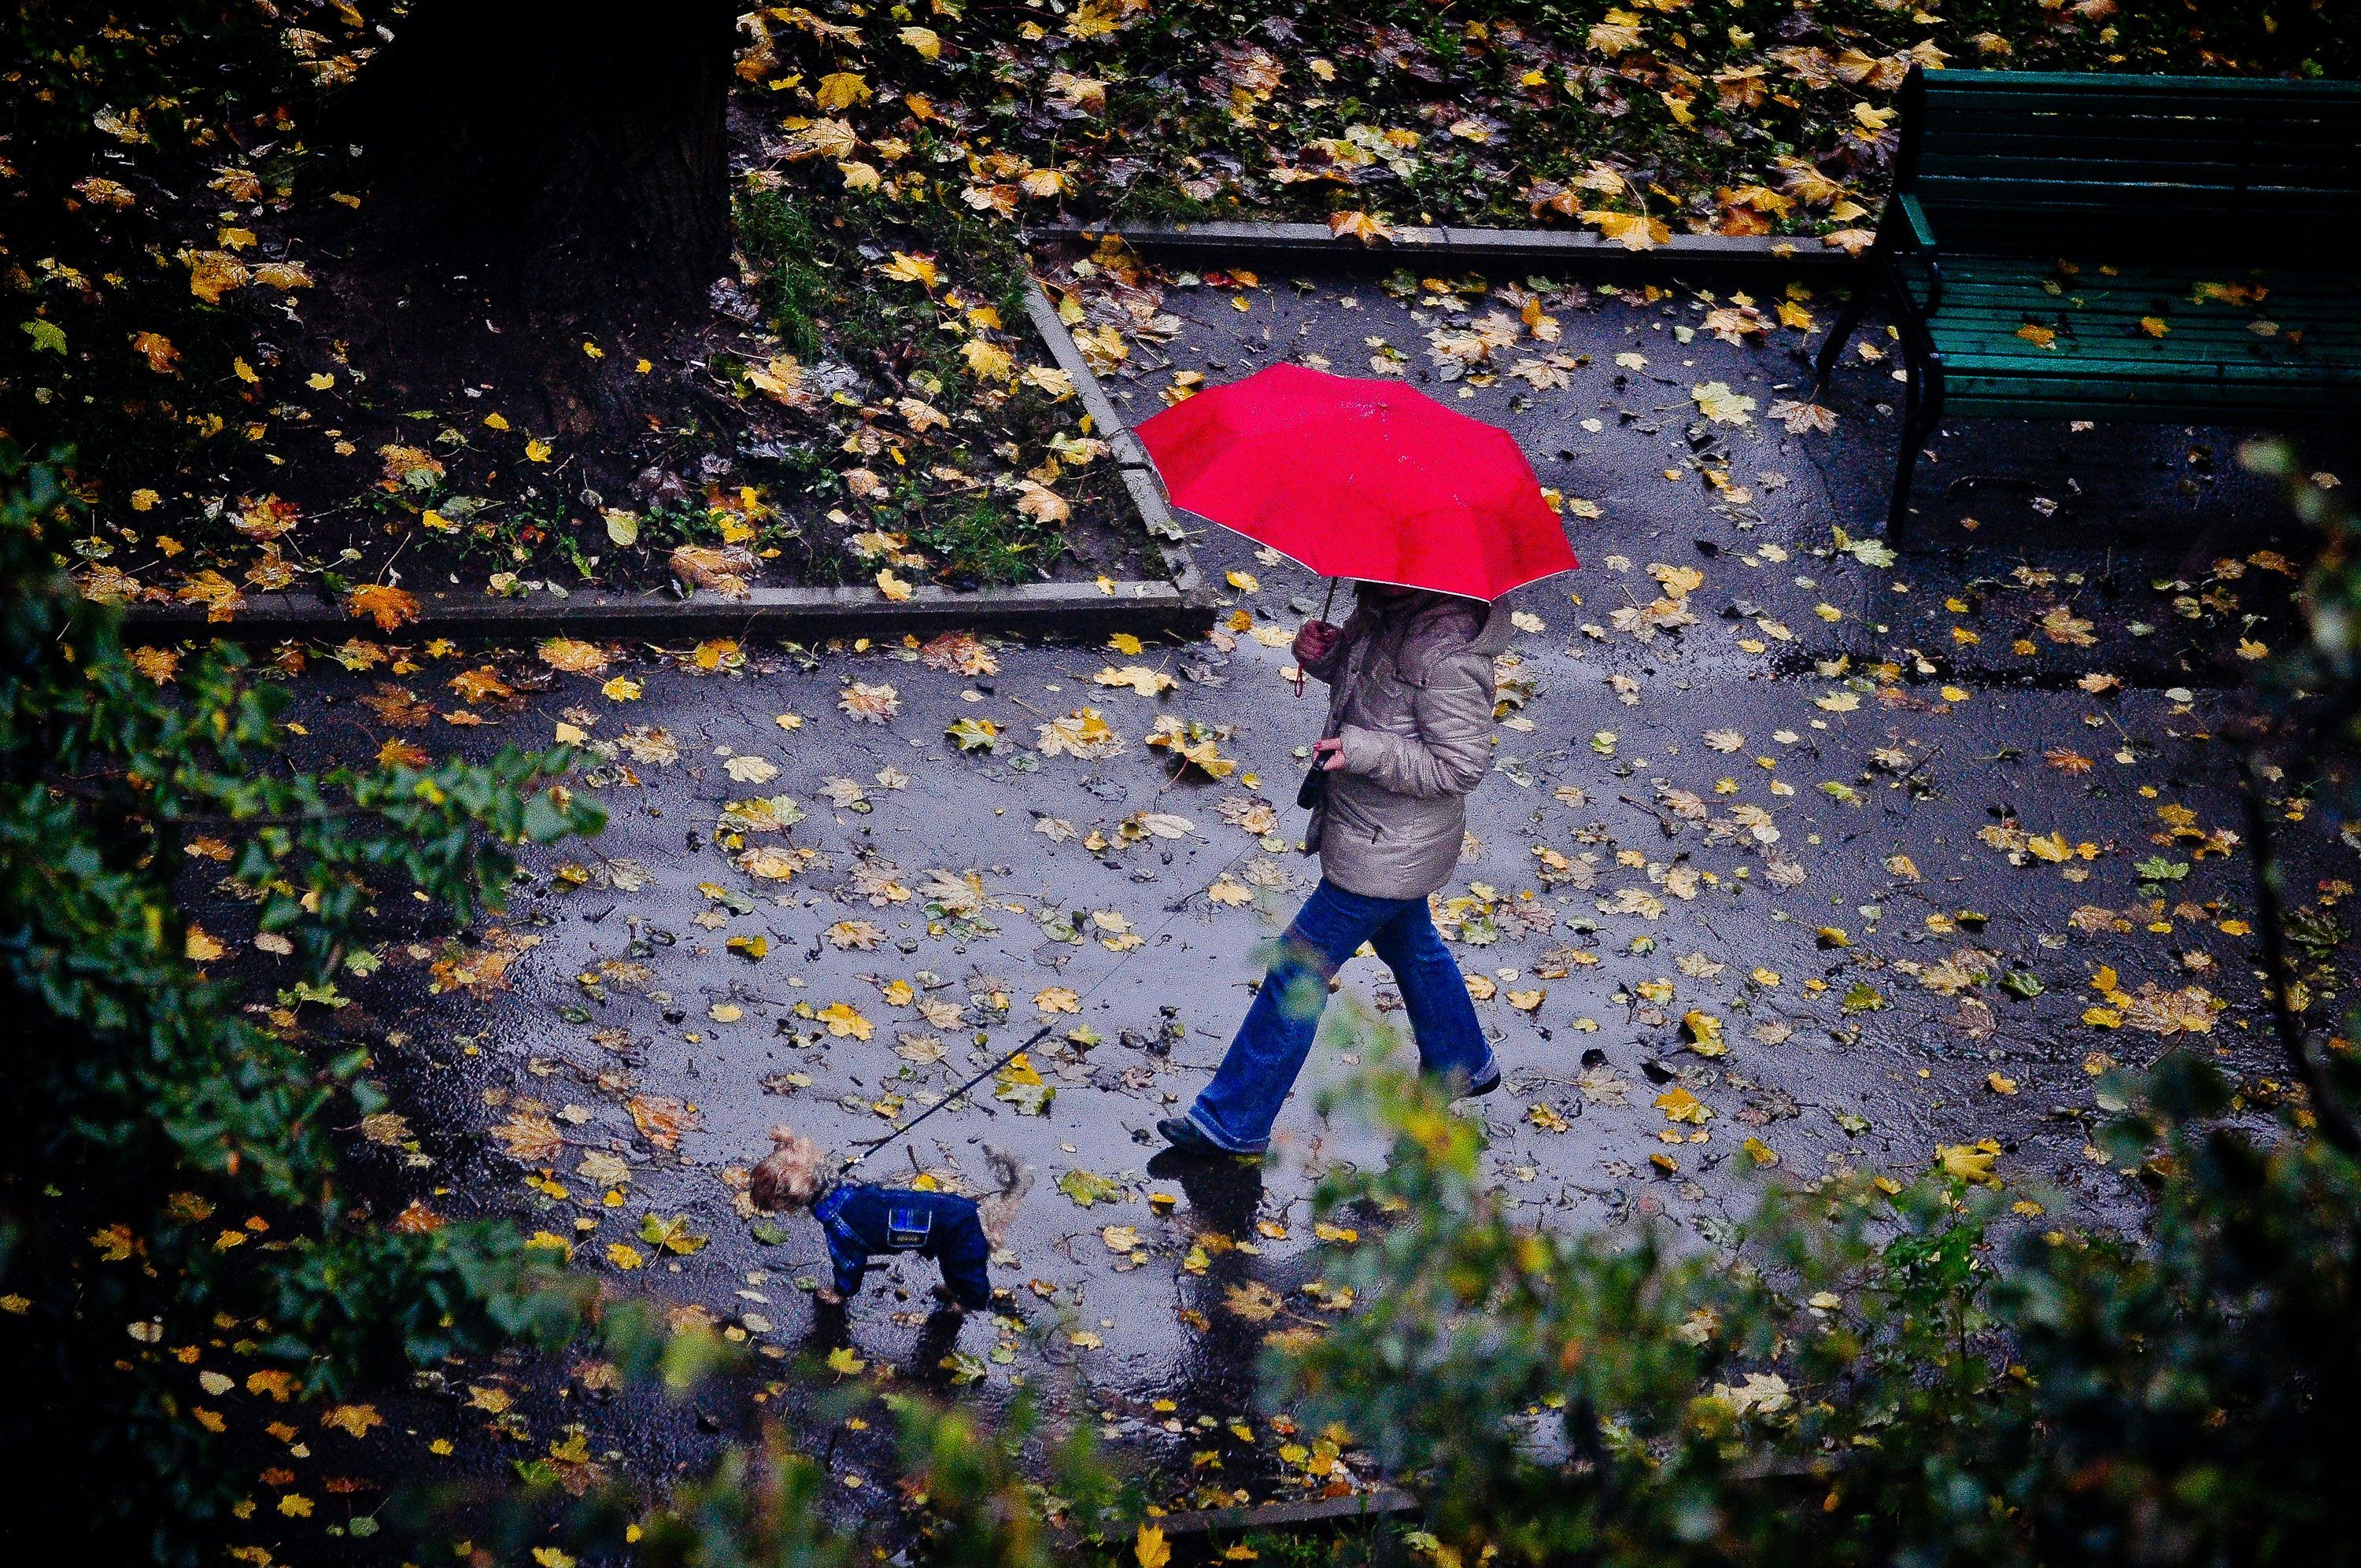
123, 280, 1209, 646
1074, 218, 1866, 276
1157, 1485, 1421, 1537
116, 577, 1204, 643
1016, 278, 1206, 608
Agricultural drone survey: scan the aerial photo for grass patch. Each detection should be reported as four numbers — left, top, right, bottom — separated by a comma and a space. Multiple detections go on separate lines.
737, 189, 829, 360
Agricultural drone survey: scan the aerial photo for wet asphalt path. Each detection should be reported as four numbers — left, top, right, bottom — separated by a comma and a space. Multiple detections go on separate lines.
259, 257, 2354, 1514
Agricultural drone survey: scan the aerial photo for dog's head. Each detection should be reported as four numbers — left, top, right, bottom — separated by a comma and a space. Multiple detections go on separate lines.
748, 1127, 830, 1212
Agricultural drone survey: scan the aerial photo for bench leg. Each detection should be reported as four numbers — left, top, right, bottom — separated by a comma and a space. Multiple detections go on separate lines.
1813, 280, 1878, 395
1886, 372, 1943, 543
1888, 419, 1922, 540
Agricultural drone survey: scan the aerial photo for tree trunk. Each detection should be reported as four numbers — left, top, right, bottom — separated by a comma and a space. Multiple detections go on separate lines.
336, 0, 733, 329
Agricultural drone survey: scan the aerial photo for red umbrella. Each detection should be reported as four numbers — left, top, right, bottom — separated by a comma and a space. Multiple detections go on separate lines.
1135, 363, 1576, 602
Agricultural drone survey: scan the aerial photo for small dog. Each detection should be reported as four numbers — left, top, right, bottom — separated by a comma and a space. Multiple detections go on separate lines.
749, 1128, 1029, 1312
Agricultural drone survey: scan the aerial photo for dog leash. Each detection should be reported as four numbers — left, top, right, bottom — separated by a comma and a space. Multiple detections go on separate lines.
837, 588, 1348, 1177
836, 827, 1274, 1173
838, 1022, 1057, 1172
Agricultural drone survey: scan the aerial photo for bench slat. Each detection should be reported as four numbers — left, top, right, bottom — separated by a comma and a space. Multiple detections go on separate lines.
1853, 66, 2361, 534
1920, 70, 2361, 107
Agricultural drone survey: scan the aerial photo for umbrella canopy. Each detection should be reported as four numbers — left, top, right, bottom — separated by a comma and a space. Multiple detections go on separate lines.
1135, 363, 1576, 602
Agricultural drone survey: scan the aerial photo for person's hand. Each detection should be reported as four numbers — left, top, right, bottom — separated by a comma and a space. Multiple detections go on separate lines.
1292, 619, 1340, 666
1314, 736, 1348, 772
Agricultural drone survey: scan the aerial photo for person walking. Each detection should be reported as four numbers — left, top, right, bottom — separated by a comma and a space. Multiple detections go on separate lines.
1160, 582, 1509, 1157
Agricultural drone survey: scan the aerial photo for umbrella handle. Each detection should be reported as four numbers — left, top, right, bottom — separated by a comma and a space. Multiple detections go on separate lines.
1295, 577, 1339, 699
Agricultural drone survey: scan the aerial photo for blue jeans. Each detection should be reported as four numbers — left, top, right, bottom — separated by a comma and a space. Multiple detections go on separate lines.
1187, 879, 1498, 1154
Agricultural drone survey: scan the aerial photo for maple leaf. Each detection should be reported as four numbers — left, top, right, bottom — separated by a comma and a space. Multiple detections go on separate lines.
1691, 382, 1757, 425
130, 330, 179, 373
1093, 663, 1175, 697
1328, 211, 1395, 245
2039, 605, 2098, 647
1047, 70, 1107, 111
1655, 1087, 1710, 1124
839, 681, 901, 722
346, 584, 419, 631
946, 716, 1001, 752
1768, 398, 1838, 434
2121, 983, 2223, 1036
448, 665, 513, 704
780, 117, 858, 160
186, 249, 249, 302
814, 71, 870, 110
638, 1212, 708, 1256
320, 1404, 383, 1439
378, 445, 445, 489
361, 684, 429, 727
961, 338, 1014, 381
627, 1094, 700, 1149
817, 1003, 874, 1039
74, 175, 136, 208
535, 637, 608, 674
1145, 715, 1236, 779
578, 1151, 631, 1190
876, 251, 938, 288
670, 544, 756, 600
128, 646, 179, 684
1015, 480, 1070, 522
920, 869, 985, 914
1217, 796, 1280, 836
1935, 1139, 2002, 1187
491, 1112, 563, 1163
826, 920, 885, 950
744, 355, 813, 409
1023, 364, 1077, 400
1581, 208, 1669, 249
921, 632, 999, 676
619, 725, 680, 764
996, 1054, 1054, 1114
1037, 707, 1124, 759
1605, 887, 1666, 920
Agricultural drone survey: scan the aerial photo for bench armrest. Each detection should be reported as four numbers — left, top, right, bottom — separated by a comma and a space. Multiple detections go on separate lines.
1895, 194, 1939, 253
1877, 194, 1945, 317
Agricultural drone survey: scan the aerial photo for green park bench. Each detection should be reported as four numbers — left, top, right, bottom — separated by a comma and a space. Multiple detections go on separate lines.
1815, 66, 2361, 537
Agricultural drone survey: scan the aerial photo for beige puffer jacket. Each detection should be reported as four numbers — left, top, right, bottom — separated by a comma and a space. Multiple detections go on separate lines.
1301, 592, 1510, 900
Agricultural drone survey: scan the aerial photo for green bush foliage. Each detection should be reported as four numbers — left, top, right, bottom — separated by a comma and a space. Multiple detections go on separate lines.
0, 448, 603, 1559
1286, 1031, 2361, 1566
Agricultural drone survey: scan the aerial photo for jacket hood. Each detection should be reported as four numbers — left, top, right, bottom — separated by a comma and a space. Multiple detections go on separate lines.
1363, 588, 1513, 657
1466, 598, 1516, 656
